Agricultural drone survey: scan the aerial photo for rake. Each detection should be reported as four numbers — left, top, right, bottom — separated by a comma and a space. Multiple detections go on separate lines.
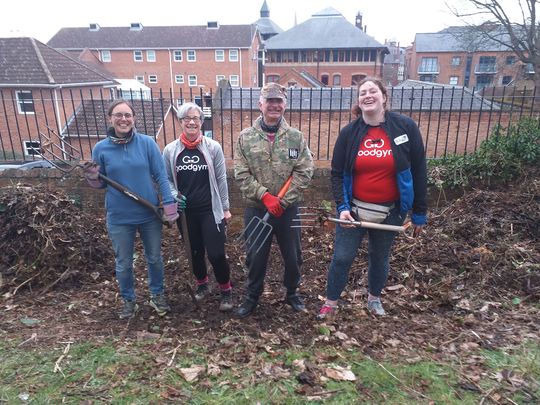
293, 207, 411, 232
238, 175, 293, 255
33, 127, 169, 225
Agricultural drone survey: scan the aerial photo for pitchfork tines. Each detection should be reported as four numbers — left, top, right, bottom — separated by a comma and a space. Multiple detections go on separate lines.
35, 126, 83, 173
237, 176, 293, 256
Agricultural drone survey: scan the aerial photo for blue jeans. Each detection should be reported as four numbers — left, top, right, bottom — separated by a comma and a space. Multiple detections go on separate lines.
107, 218, 165, 301
326, 206, 405, 301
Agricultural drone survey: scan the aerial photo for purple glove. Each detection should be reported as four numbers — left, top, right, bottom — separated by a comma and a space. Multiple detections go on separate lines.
163, 202, 179, 223
83, 162, 100, 180
82, 162, 103, 188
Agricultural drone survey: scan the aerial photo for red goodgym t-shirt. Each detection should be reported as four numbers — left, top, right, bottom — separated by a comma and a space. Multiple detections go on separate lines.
352, 126, 399, 203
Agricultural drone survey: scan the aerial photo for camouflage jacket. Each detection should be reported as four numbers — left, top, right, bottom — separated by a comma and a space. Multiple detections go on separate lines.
234, 116, 314, 207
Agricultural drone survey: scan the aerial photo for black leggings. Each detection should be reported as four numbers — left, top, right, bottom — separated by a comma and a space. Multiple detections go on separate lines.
178, 210, 230, 285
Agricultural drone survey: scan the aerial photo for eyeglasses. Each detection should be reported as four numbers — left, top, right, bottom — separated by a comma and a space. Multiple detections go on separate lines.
111, 112, 133, 119
182, 116, 202, 123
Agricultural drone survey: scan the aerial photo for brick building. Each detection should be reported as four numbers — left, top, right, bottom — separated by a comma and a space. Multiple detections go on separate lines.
406, 27, 533, 89
263, 7, 388, 87
0, 37, 116, 160
47, 23, 262, 98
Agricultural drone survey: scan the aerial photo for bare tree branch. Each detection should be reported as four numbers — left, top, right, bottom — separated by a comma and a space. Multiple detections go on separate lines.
447, 0, 539, 86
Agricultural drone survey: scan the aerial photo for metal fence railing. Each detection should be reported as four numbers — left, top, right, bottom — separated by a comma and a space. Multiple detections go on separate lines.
0, 85, 538, 163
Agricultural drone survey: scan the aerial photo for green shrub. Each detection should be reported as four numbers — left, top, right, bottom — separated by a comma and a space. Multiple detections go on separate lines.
429, 117, 540, 188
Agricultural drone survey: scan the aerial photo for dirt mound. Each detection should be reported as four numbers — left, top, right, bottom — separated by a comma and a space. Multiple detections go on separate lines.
0, 183, 112, 293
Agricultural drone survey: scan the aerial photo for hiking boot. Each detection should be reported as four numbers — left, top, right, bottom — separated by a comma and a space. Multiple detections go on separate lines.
194, 283, 209, 301
286, 293, 306, 312
235, 299, 258, 318
317, 304, 337, 320
219, 290, 233, 312
149, 294, 171, 316
119, 300, 139, 320
367, 298, 386, 316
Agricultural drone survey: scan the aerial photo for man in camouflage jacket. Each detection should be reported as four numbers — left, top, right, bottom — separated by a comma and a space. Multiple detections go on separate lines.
234, 83, 314, 318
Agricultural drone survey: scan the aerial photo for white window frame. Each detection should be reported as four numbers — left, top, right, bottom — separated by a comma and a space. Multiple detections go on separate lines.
451, 56, 461, 66
135, 75, 145, 84
332, 74, 341, 86
100, 50, 111, 62
188, 75, 197, 86
175, 75, 184, 84
229, 75, 239, 87
15, 90, 35, 114
419, 57, 438, 72
187, 50, 196, 62
134, 50, 143, 62
215, 50, 225, 62
148, 75, 158, 83
216, 75, 226, 86
24, 140, 41, 156
173, 50, 183, 62
146, 50, 156, 62
229, 49, 239, 62
449, 76, 459, 85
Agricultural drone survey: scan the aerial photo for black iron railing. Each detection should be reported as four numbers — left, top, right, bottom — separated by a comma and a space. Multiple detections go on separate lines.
0, 85, 538, 163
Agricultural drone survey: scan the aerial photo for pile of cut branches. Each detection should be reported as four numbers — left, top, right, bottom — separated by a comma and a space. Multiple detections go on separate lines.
0, 183, 112, 294
393, 168, 540, 300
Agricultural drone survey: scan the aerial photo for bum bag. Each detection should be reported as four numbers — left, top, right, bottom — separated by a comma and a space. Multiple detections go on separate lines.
351, 198, 395, 223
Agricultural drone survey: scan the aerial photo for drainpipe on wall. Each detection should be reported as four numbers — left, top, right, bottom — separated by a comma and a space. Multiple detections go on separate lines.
239, 48, 243, 86
168, 49, 175, 100
52, 88, 68, 161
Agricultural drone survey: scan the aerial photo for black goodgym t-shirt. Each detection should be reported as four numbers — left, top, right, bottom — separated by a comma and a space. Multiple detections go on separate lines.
175, 148, 212, 213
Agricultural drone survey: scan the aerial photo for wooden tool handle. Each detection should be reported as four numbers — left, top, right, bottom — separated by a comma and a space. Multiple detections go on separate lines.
98, 173, 170, 227
328, 217, 410, 232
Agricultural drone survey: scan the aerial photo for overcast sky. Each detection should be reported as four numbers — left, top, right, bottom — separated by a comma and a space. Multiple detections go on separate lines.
0, 0, 520, 46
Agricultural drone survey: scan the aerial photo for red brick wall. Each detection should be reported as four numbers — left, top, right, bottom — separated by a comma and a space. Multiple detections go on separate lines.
1, 91, 519, 164
87, 45, 260, 93
208, 110, 518, 160
265, 63, 383, 87
409, 50, 525, 87
0, 86, 111, 160
0, 166, 332, 233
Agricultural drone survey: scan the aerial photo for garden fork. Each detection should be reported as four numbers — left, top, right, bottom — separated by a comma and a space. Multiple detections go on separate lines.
34, 128, 169, 225
238, 175, 293, 255
293, 207, 411, 232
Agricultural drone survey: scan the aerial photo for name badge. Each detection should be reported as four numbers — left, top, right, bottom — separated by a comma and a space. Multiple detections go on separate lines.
394, 134, 409, 145
288, 148, 299, 159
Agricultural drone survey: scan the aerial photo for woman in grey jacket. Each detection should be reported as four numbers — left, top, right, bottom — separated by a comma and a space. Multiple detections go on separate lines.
163, 102, 233, 311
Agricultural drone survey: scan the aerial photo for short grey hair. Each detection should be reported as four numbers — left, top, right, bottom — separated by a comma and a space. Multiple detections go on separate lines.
177, 102, 205, 121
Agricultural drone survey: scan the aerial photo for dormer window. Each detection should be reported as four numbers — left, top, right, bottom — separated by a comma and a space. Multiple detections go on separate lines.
130, 23, 143, 31
207, 21, 219, 29
89, 23, 100, 31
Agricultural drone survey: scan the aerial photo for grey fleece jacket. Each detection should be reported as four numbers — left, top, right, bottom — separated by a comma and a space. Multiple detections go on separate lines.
162, 136, 230, 225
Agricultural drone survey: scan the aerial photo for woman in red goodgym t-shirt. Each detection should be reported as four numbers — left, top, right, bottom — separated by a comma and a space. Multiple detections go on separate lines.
318, 77, 427, 319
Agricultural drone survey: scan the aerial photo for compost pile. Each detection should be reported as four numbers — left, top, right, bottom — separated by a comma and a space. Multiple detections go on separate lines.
0, 168, 539, 301
389, 170, 540, 300
1, 169, 538, 404
0, 183, 112, 293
